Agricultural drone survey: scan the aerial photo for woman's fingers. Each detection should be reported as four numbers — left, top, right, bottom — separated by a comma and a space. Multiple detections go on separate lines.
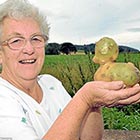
79, 81, 140, 108
117, 90, 140, 105
106, 86, 140, 107
94, 81, 125, 90
116, 86, 140, 100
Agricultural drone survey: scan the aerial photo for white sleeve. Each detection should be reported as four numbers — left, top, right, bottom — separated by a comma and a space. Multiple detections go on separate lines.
58, 81, 72, 109
0, 92, 42, 140
39, 74, 72, 109
39, 74, 72, 121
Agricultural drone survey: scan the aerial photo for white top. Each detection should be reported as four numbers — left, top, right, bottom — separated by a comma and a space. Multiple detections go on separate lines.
0, 74, 71, 140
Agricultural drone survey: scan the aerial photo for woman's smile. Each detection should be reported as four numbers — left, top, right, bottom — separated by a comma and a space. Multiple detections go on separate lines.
19, 59, 36, 64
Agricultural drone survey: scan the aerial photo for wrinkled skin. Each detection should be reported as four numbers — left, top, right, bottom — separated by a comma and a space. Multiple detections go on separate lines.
93, 37, 140, 87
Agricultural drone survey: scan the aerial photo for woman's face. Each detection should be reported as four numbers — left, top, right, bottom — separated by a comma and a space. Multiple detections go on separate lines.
1, 17, 45, 82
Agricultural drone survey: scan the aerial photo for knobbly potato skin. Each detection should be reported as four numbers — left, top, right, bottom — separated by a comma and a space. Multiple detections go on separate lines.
94, 62, 140, 87
93, 37, 140, 87
93, 37, 119, 65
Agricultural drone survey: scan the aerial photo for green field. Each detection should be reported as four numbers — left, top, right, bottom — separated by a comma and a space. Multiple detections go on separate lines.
41, 52, 140, 130
41, 53, 140, 96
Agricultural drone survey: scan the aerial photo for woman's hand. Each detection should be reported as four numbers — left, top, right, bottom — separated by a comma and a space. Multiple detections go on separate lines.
77, 81, 140, 108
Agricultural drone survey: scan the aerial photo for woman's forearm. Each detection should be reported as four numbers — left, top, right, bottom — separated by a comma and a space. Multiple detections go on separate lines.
80, 107, 104, 140
43, 93, 90, 140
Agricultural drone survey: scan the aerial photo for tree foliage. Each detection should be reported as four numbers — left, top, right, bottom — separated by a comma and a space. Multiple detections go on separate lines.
60, 42, 77, 55
45, 43, 60, 55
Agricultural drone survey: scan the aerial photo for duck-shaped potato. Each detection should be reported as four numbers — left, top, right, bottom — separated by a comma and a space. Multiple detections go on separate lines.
93, 37, 140, 87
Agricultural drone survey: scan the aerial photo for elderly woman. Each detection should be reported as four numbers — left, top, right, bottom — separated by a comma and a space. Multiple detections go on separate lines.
0, 0, 140, 140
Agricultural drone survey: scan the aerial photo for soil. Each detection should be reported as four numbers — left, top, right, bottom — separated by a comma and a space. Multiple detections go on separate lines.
103, 130, 140, 140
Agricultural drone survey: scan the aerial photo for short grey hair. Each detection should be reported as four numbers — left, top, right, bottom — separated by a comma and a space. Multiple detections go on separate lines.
0, 0, 49, 39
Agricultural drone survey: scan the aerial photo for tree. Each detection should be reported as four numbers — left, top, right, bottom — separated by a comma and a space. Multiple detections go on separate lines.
60, 42, 77, 55
45, 43, 60, 55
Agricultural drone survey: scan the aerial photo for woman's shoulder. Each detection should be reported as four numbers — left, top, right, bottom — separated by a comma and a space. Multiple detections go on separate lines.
37, 74, 62, 86
38, 74, 60, 81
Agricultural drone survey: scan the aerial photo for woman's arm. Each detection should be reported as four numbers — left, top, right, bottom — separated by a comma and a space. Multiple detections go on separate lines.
43, 81, 140, 140
43, 92, 90, 140
79, 107, 103, 140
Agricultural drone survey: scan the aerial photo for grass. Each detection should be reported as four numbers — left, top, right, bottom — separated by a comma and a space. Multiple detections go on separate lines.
41, 54, 98, 96
41, 53, 140, 95
41, 52, 140, 130
103, 107, 140, 130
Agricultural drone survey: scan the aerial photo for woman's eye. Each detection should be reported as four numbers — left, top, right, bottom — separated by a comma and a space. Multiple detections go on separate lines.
33, 37, 41, 42
9, 38, 22, 44
32, 36, 44, 42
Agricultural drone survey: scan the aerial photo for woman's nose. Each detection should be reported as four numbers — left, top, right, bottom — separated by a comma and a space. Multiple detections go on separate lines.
22, 40, 35, 54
